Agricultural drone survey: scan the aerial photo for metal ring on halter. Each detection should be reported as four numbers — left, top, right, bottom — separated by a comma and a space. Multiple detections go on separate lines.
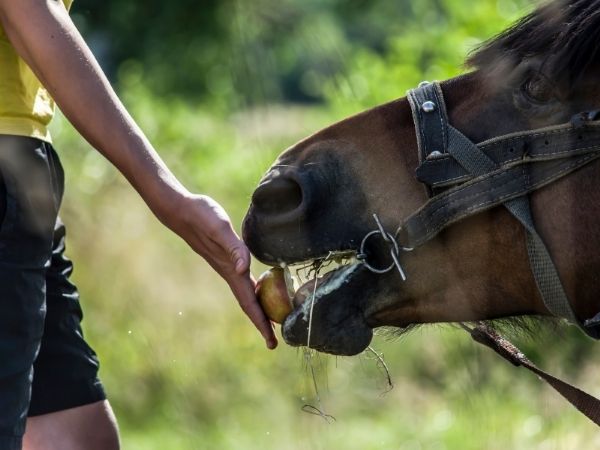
358, 230, 399, 274
358, 229, 408, 281
358, 214, 410, 280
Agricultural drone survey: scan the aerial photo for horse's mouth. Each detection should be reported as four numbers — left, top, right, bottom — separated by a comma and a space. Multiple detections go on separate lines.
279, 254, 375, 356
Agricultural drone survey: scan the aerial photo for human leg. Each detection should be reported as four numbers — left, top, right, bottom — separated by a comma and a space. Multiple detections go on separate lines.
0, 137, 60, 450
23, 400, 119, 450
0, 138, 116, 450
25, 219, 117, 448
24, 147, 117, 448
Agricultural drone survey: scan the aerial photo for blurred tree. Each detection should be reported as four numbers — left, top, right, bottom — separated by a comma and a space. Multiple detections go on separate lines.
73, 0, 424, 106
73, 0, 229, 95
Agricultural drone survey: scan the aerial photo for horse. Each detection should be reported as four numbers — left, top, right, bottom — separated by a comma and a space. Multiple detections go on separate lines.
242, 0, 600, 369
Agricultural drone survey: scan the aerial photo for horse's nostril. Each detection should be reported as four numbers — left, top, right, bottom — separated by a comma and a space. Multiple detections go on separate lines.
252, 176, 303, 216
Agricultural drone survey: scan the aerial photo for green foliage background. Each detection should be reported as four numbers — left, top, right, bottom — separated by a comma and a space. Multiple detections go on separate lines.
50, 0, 600, 448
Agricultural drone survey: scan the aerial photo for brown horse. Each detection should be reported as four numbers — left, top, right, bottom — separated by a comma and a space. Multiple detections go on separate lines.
242, 0, 600, 357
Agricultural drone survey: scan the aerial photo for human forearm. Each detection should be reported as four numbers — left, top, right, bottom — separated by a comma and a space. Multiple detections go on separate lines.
0, 0, 277, 348
0, 0, 186, 225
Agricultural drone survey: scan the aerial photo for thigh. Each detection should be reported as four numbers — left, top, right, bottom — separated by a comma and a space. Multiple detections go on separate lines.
0, 137, 59, 445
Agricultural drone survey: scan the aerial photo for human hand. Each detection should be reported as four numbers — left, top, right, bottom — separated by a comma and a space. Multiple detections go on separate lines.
167, 193, 278, 349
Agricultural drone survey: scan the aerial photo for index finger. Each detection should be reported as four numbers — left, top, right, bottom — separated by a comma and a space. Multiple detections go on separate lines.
226, 271, 278, 349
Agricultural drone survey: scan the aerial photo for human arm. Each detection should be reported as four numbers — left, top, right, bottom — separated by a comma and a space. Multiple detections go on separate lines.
0, 0, 277, 348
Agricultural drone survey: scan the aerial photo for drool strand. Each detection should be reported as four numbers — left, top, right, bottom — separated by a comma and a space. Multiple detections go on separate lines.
302, 252, 337, 422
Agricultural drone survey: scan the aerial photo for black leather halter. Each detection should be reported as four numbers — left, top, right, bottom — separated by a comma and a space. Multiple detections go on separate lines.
386, 80, 600, 426
402, 80, 600, 338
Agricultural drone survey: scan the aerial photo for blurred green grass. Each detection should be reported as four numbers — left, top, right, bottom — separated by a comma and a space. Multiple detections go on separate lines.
51, 101, 600, 448
47, 0, 600, 447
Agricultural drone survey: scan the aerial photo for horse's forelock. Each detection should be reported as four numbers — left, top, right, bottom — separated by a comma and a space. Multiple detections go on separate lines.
467, 0, 600, 87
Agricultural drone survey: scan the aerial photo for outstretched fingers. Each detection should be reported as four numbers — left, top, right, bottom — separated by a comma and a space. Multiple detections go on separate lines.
212, 225, 278, 349
226, 270, 278, 349
175, 194, 278, 350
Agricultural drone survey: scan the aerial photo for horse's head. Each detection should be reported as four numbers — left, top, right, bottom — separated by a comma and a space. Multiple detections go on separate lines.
243, 0, 600, 356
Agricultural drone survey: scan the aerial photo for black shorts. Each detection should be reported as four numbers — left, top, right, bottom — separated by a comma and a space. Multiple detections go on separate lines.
0, 136, 105, 449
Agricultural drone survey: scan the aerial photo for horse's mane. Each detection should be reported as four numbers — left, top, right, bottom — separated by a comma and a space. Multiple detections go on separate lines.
467, 0, 600, 87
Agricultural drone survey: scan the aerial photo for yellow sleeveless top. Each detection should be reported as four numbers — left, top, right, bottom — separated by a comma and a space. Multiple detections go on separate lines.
0, 0, 73, 143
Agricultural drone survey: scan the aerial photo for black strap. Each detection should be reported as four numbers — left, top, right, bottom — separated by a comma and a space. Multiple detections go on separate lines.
463, 323, 600, 427
398, 144, 600, 248
416, 121, 600, 188
444, 125, 582, 327
407, 82, 449, 162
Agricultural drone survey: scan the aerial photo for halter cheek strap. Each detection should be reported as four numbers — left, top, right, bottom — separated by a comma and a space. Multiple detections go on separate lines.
406, 81, 600, 338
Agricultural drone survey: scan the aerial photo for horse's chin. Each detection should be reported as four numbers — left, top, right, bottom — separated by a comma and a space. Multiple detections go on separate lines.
281, 262, 377, 356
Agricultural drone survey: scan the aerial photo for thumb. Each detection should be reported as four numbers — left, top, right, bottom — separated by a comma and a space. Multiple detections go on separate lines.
231, 243, 251, 275
217, 226, 251, 274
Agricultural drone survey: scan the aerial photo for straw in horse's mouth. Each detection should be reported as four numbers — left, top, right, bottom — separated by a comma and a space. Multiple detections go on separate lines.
279, 251, 390, 423
281, 250, 359, 309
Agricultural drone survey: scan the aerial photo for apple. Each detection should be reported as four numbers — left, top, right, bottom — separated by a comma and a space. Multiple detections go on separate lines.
256, 267, 294, 324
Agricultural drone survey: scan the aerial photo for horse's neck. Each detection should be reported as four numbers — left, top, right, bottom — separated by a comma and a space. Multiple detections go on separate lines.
533, 158, 600, 321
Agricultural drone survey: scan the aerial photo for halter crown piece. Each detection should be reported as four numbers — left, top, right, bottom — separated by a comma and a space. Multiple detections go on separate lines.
401, 80, 600, 339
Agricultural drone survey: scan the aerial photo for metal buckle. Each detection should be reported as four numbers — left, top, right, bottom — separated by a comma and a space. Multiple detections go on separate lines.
357, 214, 412, 280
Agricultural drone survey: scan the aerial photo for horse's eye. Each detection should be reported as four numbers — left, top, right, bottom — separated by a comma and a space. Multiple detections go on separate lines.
521, 75, 556, 104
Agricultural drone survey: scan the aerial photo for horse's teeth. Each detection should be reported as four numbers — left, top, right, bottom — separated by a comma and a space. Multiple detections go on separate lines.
283, 265, 297, 298
279, 251, 359, 304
